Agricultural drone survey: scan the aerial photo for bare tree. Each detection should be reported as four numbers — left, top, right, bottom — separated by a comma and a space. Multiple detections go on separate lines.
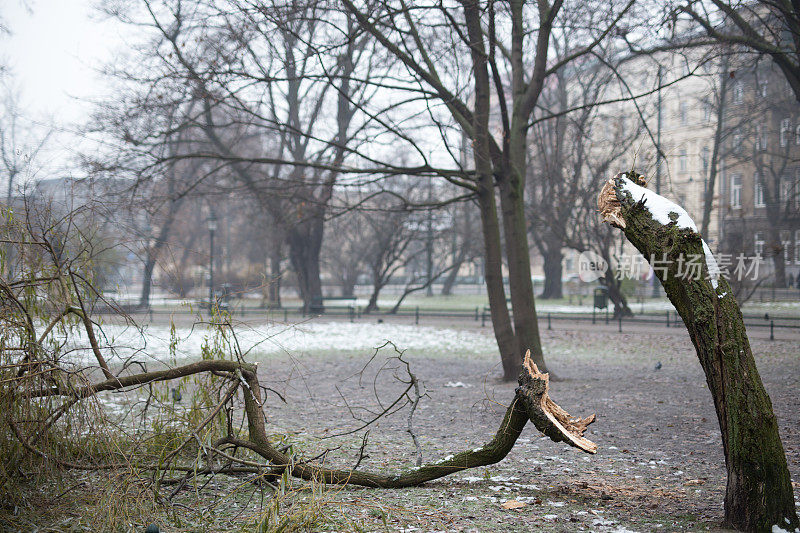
672, 1, 800, 102
101, 0, 375, 314
439, 200, 481, 296
526, 42, 621, 300
0, 82, 51, 203
338, 0, 638, 379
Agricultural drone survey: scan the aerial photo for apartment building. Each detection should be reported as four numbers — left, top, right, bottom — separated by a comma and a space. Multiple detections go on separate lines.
717, 63, 800, 285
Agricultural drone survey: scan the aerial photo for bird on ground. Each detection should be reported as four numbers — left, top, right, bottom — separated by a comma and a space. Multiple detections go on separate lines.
171, 388, 182, 402
654, 361, 662, 371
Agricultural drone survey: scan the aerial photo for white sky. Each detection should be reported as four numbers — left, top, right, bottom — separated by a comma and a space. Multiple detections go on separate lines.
2, 1, 129, 179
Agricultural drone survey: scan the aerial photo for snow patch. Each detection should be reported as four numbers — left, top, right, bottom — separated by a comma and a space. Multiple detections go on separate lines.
62, 321, 498, 365
486, 475, 519, 482
620, 176, 722, 290
702, 240, 721, 289
620, 177, 697, 230
444, 381, 472, 388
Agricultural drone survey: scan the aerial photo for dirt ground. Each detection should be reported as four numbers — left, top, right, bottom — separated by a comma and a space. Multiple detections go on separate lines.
5, 320, 799, 532
251, 325, 800, 532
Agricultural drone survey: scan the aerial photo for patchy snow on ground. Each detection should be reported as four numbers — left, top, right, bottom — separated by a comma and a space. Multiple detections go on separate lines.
61, 320, 499, 365
535, 301, 677, 314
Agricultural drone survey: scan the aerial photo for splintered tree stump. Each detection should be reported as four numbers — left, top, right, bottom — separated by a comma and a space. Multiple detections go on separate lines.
517, 350, 596, 453
598, 171, 798, 533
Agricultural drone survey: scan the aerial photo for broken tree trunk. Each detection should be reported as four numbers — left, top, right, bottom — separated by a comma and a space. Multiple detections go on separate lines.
599, 171, 799, 533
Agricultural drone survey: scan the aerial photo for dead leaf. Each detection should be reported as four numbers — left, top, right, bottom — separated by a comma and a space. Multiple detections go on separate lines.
684, 479, 705, 486
501, 500, 526, 510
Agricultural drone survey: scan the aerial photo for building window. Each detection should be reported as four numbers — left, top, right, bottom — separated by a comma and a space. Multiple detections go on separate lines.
703, 100, 713, 122
781, 118, 791, 147
679, 101, 688, 125
733, 82, 743, 104
678, 148, 688, 171
701, 146, 710, 175
756, 124, 767, 151
795, 230, 800, 264
755, 231, 765, 256
754, 174, 765, 207
732, 130, 743, 153
780, 230, 791, 264
731, 174, 742, 208
781, 176, 793, 205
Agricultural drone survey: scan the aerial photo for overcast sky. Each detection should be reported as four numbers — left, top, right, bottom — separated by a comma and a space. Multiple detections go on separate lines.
3, 1, 129, 180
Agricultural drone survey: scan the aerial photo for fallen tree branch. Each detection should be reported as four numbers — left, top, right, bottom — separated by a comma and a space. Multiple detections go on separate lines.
12, 348, 596, 489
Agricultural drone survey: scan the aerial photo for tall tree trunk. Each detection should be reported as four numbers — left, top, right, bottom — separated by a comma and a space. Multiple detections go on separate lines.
286, 212, 325, 314
266, 245, 282, 309
477, 185, 520, 381
462, 0, 521, 381
504, 0, 550, 373
767, 226, 788, 288
700, 55, 728, 239
139, 205, 180, 308
364, 272, 383, 314
440, 262, 461, 296
600, 173, 798, 533
499, 170, 547, 373
540, 239, 563, 299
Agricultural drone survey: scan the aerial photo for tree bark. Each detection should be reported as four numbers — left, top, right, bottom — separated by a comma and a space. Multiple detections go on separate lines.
766, 226, 788, 289
287, 216, 325, 314
266, 245, 282, 309
540, 242, 563, 299
498, 174, 547, 373
364, 274, 383, 314
461, 0, 521, 381
477, 185, 520, 381
600, 172, 798, 533
139, 204, 180, 308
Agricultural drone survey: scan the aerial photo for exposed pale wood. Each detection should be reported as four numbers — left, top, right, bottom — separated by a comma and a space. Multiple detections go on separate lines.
516, 350, 597, 454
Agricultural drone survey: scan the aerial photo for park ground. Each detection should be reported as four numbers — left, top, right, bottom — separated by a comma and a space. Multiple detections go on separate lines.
6, 304, 800, 532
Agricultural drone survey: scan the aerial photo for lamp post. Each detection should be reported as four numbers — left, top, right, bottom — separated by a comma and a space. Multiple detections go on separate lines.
208, 213, 217, 308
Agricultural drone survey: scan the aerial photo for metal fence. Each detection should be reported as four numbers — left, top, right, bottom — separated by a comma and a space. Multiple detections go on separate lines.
110, 300, 800, 340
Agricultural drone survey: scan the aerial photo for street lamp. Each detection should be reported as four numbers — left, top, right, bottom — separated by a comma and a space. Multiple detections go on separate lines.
208, 213, 218, 308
